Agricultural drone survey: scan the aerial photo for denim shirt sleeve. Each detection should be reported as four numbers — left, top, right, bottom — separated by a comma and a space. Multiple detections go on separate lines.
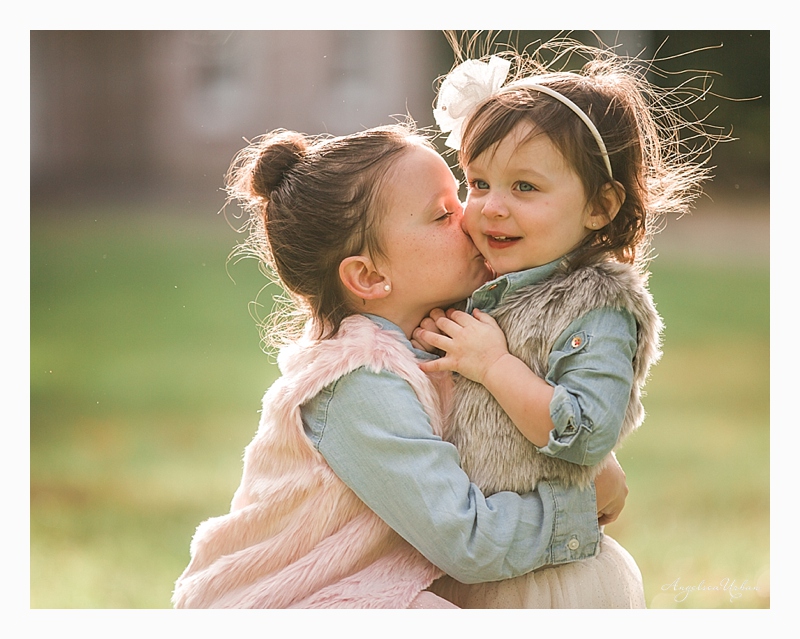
302, 367, 600, 584
538, 306, 637, 465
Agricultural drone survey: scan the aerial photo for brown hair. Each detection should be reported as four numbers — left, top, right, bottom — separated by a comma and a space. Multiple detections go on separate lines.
453, 40, 718, 270
226, 123, 428, 347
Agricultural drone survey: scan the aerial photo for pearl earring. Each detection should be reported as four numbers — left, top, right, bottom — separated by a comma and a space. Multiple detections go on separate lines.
384, 284, 391, 292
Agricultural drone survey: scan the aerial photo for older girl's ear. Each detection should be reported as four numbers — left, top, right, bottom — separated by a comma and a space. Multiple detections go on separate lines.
339, 255, 391, 301
586, 181, 626, 230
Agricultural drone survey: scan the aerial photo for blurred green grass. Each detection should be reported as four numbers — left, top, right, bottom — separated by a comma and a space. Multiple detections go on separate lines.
30, 202, 769, 608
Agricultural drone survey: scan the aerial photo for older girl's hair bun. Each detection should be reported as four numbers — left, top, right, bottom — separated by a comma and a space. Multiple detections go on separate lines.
226, 129, 308, 206
249, 129, 308, 199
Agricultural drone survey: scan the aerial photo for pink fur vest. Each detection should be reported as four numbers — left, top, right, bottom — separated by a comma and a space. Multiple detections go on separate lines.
172, 315, 447, 608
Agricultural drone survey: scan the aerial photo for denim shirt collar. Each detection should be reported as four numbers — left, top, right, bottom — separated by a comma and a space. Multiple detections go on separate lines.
467, 257, 564, 314
362, 313, 439, 361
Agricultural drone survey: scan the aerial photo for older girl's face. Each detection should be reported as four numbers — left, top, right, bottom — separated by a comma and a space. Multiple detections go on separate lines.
378, 144, 491, 328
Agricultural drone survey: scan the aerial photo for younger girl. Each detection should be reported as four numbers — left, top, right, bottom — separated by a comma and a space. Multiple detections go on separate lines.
171, 123, 629, 608
415, 44, 713, 608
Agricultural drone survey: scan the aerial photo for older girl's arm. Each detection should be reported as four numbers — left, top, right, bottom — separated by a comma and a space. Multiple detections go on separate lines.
302, 367, 602, 583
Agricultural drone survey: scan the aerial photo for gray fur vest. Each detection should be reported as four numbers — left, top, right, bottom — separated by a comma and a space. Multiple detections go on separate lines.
448, 260, 663, 495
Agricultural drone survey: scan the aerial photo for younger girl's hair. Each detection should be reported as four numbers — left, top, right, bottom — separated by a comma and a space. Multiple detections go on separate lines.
226, 122, 427, 348
451, 37, 722, 270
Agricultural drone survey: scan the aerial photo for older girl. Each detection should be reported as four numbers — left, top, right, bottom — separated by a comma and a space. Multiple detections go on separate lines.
172, 123, 628, 608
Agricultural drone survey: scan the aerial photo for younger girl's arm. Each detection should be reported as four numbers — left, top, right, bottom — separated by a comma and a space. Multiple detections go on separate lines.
416, 306, 636, 465
416, 307, 556, 447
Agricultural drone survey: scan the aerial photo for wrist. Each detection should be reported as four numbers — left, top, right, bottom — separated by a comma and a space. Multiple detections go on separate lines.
481, 351, 516, 389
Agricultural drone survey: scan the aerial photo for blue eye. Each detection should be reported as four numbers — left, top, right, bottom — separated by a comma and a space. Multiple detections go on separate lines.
518, 182, 535, 192
470, 180, 489, 190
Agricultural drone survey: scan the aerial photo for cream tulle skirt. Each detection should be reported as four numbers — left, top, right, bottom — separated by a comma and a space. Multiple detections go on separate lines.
429, 534, 645, 609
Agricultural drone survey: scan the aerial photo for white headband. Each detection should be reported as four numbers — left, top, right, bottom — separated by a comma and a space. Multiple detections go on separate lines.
434, 56, 613, 179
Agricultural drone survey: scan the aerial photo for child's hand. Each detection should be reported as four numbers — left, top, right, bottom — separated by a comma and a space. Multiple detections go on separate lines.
410, 311, 445, 354
415, 308, 510, 384
594, 453, 628, 526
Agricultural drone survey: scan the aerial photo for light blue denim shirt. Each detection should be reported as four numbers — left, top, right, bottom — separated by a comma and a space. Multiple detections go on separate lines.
301, 314, 600, 584
467, 259, 637, 465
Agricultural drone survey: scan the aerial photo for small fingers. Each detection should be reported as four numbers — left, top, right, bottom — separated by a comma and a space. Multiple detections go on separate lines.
410, 338, 427, 351
418, 360, 440, 373
443, 308, 477, 327
411, 335, 442, 356
472, 308, 499, 327
432, 315, 464, 335
418, 317, 439, 333
419, 357, 455, 374
413, 327, 451, 351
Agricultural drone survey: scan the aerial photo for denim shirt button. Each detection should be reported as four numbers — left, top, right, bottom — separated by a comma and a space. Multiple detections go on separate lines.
567, 537, 580, 550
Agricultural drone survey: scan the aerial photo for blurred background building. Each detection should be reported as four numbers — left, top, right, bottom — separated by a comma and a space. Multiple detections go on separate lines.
31, 31, 445, 201
30, 30, 769, 205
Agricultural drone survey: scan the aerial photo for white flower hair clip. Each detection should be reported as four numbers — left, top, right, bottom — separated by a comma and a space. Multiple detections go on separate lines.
434, 56, 511, 151
433, 56, 614, 178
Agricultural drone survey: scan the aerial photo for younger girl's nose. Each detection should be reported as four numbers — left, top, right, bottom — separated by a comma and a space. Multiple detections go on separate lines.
482, 191, 508, 218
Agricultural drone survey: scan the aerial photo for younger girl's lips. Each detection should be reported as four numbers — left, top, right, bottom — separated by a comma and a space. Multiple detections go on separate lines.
486, 234, 521, 250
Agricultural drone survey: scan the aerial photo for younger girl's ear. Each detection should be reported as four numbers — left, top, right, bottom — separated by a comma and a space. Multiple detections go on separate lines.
339, 255, 390, 300
586, 181, 626, 230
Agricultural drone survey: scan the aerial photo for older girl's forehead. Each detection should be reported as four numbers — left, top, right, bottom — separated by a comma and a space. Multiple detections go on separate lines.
382, 147, 457, 215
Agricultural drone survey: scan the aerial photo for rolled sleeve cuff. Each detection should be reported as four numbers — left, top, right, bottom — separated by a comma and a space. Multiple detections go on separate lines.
540, 479, 600, 565
537, 385, 590, 464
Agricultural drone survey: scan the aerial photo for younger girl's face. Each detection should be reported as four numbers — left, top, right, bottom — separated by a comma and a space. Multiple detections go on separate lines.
379, 144, 492, 321
463, 122, 594, 275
